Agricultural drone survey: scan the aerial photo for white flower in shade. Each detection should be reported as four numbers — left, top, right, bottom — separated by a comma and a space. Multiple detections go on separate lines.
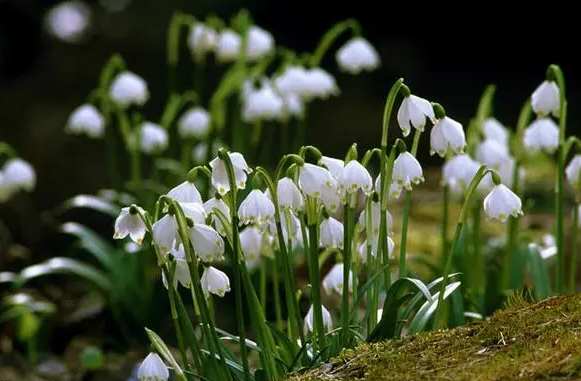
177, 107, 211, 139
152, 214, 178, 254
242, 81, 285, 122
137, 352, 169, 381
271, 211, 302, 247
497, 157, 524, 188
246, 26, 274, 61
566, 155, 581, 189
320, 181, 342, 213
483, 184, 523, 223
338, 160, 373, 195
523, 118, 559, 153
209, 152, 252, 195
319, 156, 344, 179
181, 202, 207, 225
322, 263, 352, 294
240, 226, 265, 261
397, 95, 435, 137
393, 152, 424, 190
476, 139, 510, 169
216, 29, 241, 62
442, 154, 480, 191
113, 206, 146, 244
357, 201, 393, 237
135, 122, 168, 154
303, 68, 339, 100
320, 217, 344, 249
238, 190, 275, 225
298, 163, 336, 198
45, 1, 90, 43
162, 244, 192, 289
373, 174, 402, 200
483, 118, 509, 145
66, 104, 104, 138
201, 266, 231, 297
187, 23, 217, 56
304, 304, 333, 334
204, 197, 230, 235
531, 80, 560, 117
274, 65, 309, 96
191, 224, 224, 262
336, 37, 380, 74
276, 178, 304, 210
167, 181, 203, 204
108, 71, 149, 107
356, 236, 394, 263
281, 93, 304, 119
430, 116, 466, 157
2, 159, 36, 192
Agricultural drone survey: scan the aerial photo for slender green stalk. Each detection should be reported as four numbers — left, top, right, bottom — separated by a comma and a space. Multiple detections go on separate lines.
309, 19, 361, 67
167, 263, 192, 374
167, 12, 194, 95
293, 111, 308, 153
471, 200, 482, 292
441, 185, 449, 267
307, 219, 326, 354
570, 203, 580, 293
260, 257, 267, 308
341, 206, 353, 346
272, 257, 283, 330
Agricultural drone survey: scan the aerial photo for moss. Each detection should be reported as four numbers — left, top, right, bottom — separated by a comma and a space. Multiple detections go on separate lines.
289, 295, 581, 381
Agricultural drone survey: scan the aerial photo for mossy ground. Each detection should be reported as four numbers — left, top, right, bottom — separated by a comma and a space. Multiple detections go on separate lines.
289, 294, 581, 381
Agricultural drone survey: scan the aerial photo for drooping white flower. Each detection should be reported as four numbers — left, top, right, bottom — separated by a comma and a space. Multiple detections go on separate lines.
209, 152, 252, 195
181, 202, 207, 225
393, 152, 424, 190
319, 181, 342, 213
167, 181, 203, 204
152, 214, 178, 254
270, 211, 302, 247
240, 226, 266, 261
238, 189, 275, 225
45, 1, 90, 43
373, 174, 402, 200
476, 139, 510, 169
274, 65, 309, 96
191, 224, 224, 263
356, 236, 394, 263
204, 197, 230, 236
246, 26, 274, 61
442, 154, 480, 191
109, 71, 149, 108
242, 81, 285, 122
320, 217, 344, 249
523, 118, 559, 153
187, 23, 217, 56
177, 107, 211, 139
322, 263, 352, 294
566, 155, 581, 189
135, 122, 168, 154
319, 156, 344, 179
216, 29, 241, 62
113, 206, 147, 244
335, 37, 380, 74
430, 116, 466, 157
201, 266, 231, 297
276, 177, 304, 211
281, 92, 304, 119
2, 159, 36, 192
298, 163, 336, 198
302, 68, 339, 100
357, 201, 393, 237
162, 244, 192, 289
531, 80, 560, 117
482, 118, 509, 145
397, 95, 434, 137
338, 160, 372, 195
137, 352, 169, 381
304, 304, 333, 334
65, 104, 105, 138
483, 184, 523, 223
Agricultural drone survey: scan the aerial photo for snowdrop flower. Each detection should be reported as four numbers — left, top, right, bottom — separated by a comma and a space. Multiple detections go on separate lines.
135, 122, 168, 154
320, 217, 344, 249
274, 65, 309, 96
276, 177, 304, 210
397, 94, 435, 137
442, 154, 480, 191
191, 224, 224, 262
204, 197, 230, 236
181, 202, 207, 225
270, 212, 302, 247
523, 118, 559, 153
167, 181, 203, 204
113, 206, 146, 244
430, 116, 466, 157
319, 156, 344, 179
373, 174, 402, 200
152, 214, 178, 254
336, 37, 380, 74
281, 93, 304, 119
137, 352, 168, 381
2, 159, 36, 192
298, 163, 336, 198
566, 155, 581, 189
531, 80, 560, 117
201, 266, 231, 297
162, 244, 192, 289
65, 104, 104, 138
483, 118, 509, 145
246, 26, 275, 61
476, 139, 510, 169
240, 226, 265, 261
108, 71, 149, 108
187, 23, 217, 56
322, 263, 352, 294
45, 1, 90, 43
177, 107, 211, 139
303, 68, 339, 100
320, 182, 342, 213
393, 152, 424, 190
242, 81, 284, 122
304, 304, 333, 334
356, 236, 394, 263
338, 160, 372, 195
238, 189, 275, 225
483, 184, 523, 223
209, 152, 252, 195
216, 29, 241, 62
357, 201, 393, 237
497, 157, 524, 188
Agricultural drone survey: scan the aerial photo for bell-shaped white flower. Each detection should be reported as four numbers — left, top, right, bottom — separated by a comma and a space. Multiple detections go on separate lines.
246, 26, 274, 61
476, 139, 510, 169
483, 118, 509, 145
319, 180, 342, 213
216, 29, 241, 62
397, 95, 434, 137
135, 122, 168, 154
357, 201, 393, 237
523, 118, 559, 153
204, 197, 230, 236
276, 178, 304, 211
187, 23, 217, 56
281, 92, 304, 119
483, 184, 523, 223
181, 202, 207, 225
177, 107, 211, 139
531, 80, 560, 117
442, 154, 480, 191
191, 223, 224, 263
152, 214, 178, 254
209, 152, 252, 195
2, 159, 36, 192
137, 352, 169, 381
302, 68, 339, 100
201, 266, 231, 297
242, 81, 284, 122
162, 244, 192, 289
45, 1, 90, 43
356, 236, 394, 263
113, 206, 147, 244
108, 71, 149, 108
167, 181, 203, 204
66, 104, 104, 138
274, 65, 309, 96
373, 174, 402, 200
304, 304, 333, 334
320, 217, 344, 249
336, 37, 380, 74
566, 155, 581, 189
298, 163, 335, 198
430, 116, 466, 157
240, 226, 266, 261
338, 160, 372, 195
393, 152, 424, 190
238, 189, 275, 225
322, 263, 353, 294
319, 156, 344, 179
271, 211, 302, 247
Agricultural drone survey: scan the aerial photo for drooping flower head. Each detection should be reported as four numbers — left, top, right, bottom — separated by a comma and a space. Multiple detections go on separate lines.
336, 37, 380, 74
209, 152, 252, 195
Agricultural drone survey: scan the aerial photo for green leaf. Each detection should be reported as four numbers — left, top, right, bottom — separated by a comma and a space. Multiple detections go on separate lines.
200, 349, 251, 381
528, 245, 552, 300
56, 194, 120, 217
264, 321, 296, 368
215, 327, 262, 352
350, 263, 390, 322
509, 246, 528, 289
145, 328, 187, 381
60, 222, 115, 270
408, 281, 462, 334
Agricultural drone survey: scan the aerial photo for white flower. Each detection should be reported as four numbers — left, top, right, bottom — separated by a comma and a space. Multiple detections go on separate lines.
240, 226, 266, 261
135, 122, 168, 154
335, 37, 380, 74
209, 152, 252, 195
430, 116, 466, 157
216, 29, 241, 61
497, 157, 524, 188
242, 81, 285, 122
482, 118, 509, 145
113, 206, 146, 244
442, 154, 480, 191
304, 304, 333, 334
276, 178, 304, 211
393, 152, 424, 190
167, 181, 203, 204
523, 118, 559, 153
476, 139, 510, 169
152, 214, 178, 254
281, 93, 304, 119
320, 181, 342, 213
483, 184, 523, 223
397, 95, 435, 137
319, 156, 344, 179
238, 189, 275, 225
2, 159, 36, 192
274, 65, 309, 96
320, 217, 344, 249
177, 107, 211, 139
137, 352, 168, 381
338, 160, 372, 195
566, 155, 581, 189
45, 1, 90, 43
191, 224, 224, 262
298, 163, 335, 198
357, 201, 393, 237
373, 174, 402, 200
181, 202, 207, 225
201, 266, 231, 297
187, 23, 217, 56
204, 197, 230, 236
271, 211, 302, 247
246, 26, 274, 61
531, 80, 560, 117
322, 263, 352, 294
302, 68, 339, 100
65, 104, 104, 138
356, 236, 394, 263
108, 71, 149, 108
162, 244, 192, 289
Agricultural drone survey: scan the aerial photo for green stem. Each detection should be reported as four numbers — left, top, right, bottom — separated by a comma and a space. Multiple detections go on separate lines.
441, 185, 449, 268
570, 204, 580, 293
307, 221, 326, 355
167, 12, 194, 95
260, 257, 267, 308
167, 265, 193, 374
309, 19, 361, 67
181, 139, 194, 172
471, 200, 482, 293
272, 257, 283, 330
341, 206, 353, 347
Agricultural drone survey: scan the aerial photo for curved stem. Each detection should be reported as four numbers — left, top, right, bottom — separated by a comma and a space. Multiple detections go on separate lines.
310, 19, 361, 67
98, 54, 125, 94
167, 12, 195, 94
